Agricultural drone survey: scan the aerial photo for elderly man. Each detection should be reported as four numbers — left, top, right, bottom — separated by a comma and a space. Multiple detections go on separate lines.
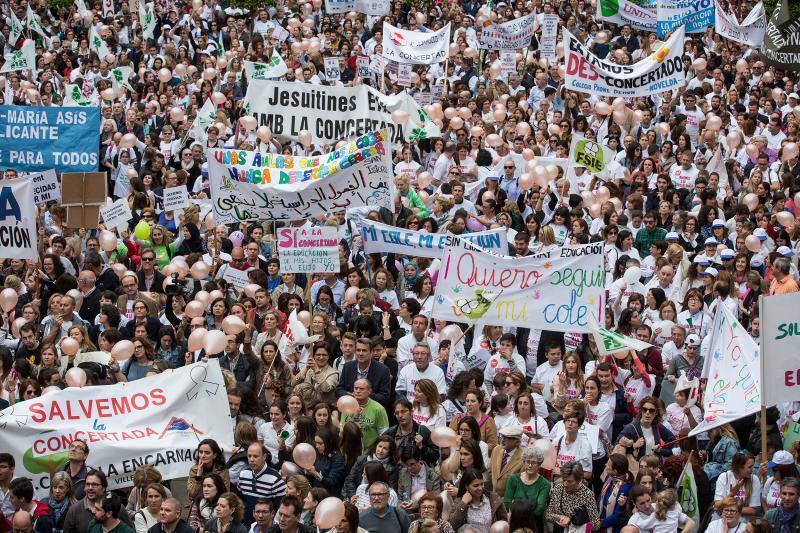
490, 427, 523, 497
359, 481, 410, 533
41, 294, 88, 344
77, 270, 101, 323
395, 343, 446, 402
340, 378, 389, 453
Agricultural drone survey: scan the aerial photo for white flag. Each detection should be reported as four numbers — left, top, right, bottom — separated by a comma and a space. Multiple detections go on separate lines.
110, 66, 134, 91
89, 25, 111, 59
9, 9, 25, 45
190, 98, 217, 142
26, 6, 47, 40
707, 145, 729, 188
75, 0, 92, 20
690, 304, 761, 436
277, 310, 320, 356
590, 325, 653, 355
243, 52, 288, 80
677, 460, 699, 530
1, 39, 36, 73
139, 2, 156, 40
64, 84, 99, 107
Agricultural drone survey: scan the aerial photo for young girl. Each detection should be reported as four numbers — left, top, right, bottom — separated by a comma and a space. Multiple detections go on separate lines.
412, 379, 446, 429
552, 352, 584, 414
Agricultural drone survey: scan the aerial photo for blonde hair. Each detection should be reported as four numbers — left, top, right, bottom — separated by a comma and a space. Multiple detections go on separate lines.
413, 378, 443, 415
539, 226, 555, 246
655, 489, 677, 520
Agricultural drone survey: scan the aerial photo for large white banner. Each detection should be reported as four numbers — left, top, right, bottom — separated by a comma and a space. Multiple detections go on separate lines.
690, 304, 761, 436
760, 292, 800, 407
657, 0, 715, 37
207, 131, 394, 223
0, 179, 37, 259
0, 360, 234, 496
324, 0, 389, 15
431, 237, 605, 332
564, 25, 686, 97
714, 1, 766, 47
243, 80, 440, 145
381, 22, 450, 65
598, 0, 657, 31
360, 218, 508, 258
478, 13, 537, 50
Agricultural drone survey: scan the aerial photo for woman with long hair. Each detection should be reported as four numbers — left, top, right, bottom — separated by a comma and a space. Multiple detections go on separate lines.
256, 340, 293, 401
187, 439, 230, 502
121, 337, 156, 381
448, 388, 498, 453
412, 379, 446, 429
340, 421, 363, 472
342, 435, 398, 500
203, 492, 247, 533
308, 426, 345, 497
714, 451, 761, 518
449, 468, 507, 532
597, 454, 633, 533
552, 352, 585, 414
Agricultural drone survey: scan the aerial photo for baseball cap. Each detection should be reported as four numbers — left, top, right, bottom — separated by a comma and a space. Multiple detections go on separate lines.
789, 93, 800, 100
693, 255, 710, 265
704, 237, 719, 246
720, 249, 735, 260
686, 334, 700, 347
499, 426, 522, 438
750, 255, 765, 268
754, 228, 768, 241
665, 232, 679, 241
704, 267, 718, 278
768, 450, 795, 468
777, 245, 795, 257
488, 175, 500, 181
712, 219, 726, 228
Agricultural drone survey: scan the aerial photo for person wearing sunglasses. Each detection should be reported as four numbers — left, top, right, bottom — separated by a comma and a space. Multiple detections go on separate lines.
614, 396, 676, 461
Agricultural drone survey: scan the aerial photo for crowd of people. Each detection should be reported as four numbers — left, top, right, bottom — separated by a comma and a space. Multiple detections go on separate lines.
1, 0, 800, 532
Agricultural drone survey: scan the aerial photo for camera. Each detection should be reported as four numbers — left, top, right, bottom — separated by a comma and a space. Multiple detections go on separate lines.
165, 272, 189, 297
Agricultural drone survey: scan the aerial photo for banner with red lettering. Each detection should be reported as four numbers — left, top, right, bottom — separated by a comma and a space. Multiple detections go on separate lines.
0, 360, 233, 496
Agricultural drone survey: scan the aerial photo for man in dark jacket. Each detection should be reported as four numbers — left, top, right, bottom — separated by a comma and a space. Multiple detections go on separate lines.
147, 498, 193, 533
597, 361, 633, 441
63, 471, 133, 533
384, 399, 439, 465
335, 338, 391, 407
765, 478, 800, 533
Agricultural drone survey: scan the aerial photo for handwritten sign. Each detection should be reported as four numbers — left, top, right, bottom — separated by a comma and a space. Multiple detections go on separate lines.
163, 185, 188, 212
431, 236, 605, 332
278, 227, 339, 273
361, 218, 508, 258
207, 130, 394, 223
324, 0, 389, 14
479, 12, 536, 50
24, 169, 60, 204
100, 198, 132, 230
500, 51, 516, 77
222, 266, 252, 292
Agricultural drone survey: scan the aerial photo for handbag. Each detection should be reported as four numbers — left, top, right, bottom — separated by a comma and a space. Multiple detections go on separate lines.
611, 424, 641, 477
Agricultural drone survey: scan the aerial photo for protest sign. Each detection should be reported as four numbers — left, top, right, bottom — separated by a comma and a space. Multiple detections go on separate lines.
657, 0, 714, 37
381, 22, 450, 64
361, 218, 508, 258
761, 0, 800, 71
324, 57, 341, 82
760, 292, 800, 407
0, 360, 234, 497
356, 56, 371, 78
0, 106, 101, 173
278, 227, 339, 273
714, 1, 766, 47
221, 266, 252, 292
478, 13, 536, 50
243, 80, 440, 144
324, 0, 389, 15
163, 185, 189, 213
207, 130, 394, 223
243, 52, 289, 80
100, 198, 133, 230
564, 26, 686, 97
500, 51, 517, 77
568, 136, 617, 180
24, 169, 60, 204
598, 0, 657, 31
690, 304, 760, 436
540, 14, 560, 61
1, 39, 36, 73
431, 236, 605, 332
677, 459, 700, 526
396, 63, 412, 87
0, 179, 36, 259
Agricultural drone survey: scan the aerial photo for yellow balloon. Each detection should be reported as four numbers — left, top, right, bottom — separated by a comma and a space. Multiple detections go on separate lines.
134, 220, 151, 241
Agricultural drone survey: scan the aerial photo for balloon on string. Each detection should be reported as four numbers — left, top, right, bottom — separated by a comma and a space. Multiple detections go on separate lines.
623, 267, 642, 284
430, 427, 458, 448
337, 395, 359, 415
726, 132, 741, 150
742, 193, 759, 211
777, 211, 796, 228
745, 143, 759, 159
745, 234, 762, 253
0, 288, 18, 313
706, 115, 722, 131
516, 122, 531, 137
101, 88, 116, 101
611, 97, 626, 112
589, 203, 602, 218
547, 124, 562, 136
458, 107, 472, 120
298, 130, 313, 148
66, 289, 83, 312
486, 133, 503, 147
488, 521, 510, 533
532, 166, 549, 188
184, 301, 205, 319
522, 148, 535, 161
112, 263, 127, 279
243, 284, 261, 298
111, 340, 135, 361
280, 462, 303, 478
519, 173, 535, 191
120, 133, 137, 148
195, 290, 212, 307
439, 324, 462, 344
158, 68, 172, 83
297, 311, 311, 328
595, 101, 611, 115
209, 290, 224, 301
315, 498, 346, 529
222, 316, 246, 335
188, 327, 208, 352
65, 367, 87, 387
444, 107, 457, 120
99, 230, 118, 252
470, 126, 484, 138
449, 116, 464, 130
612, 109, 626, 125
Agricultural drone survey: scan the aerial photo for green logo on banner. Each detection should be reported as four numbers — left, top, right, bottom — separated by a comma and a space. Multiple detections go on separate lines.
574, 140, 605, 175
600, 0, 619, 17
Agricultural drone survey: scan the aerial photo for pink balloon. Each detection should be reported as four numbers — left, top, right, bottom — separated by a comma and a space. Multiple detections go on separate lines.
783, 142, 799, 162
203, 330, 227, 354
222, 316, 246, 335
292, 442, 317, 469
188, 327, 208, 352
439, 324, 462, 343
0, 288, 18, 313
61, 337, 80, 357
111, 340, 135, 361
11, 317, 26, 338
777, 211, 796, 228
184, 301, 205, 319
99, 230, 118, 252
190, 261, 210, 280
315, 497, 346, 529
417, 172, 433, 189
195, 290, 212, 307
337, 395, 359, 415
391, 110, 410, 124
595, 101, 611, 115
449, 116, 464, 130
209, 289, 224, 301
158, 68, 172, 83
298, 129, 312, 147
470, 126, 484, 138
519, 173, 535, 190
297, 310, 311, 328
745, 234, 761, 253
65, 367, 87, 387
743, 193, 759, 211
458, 107, 472, 120
430, 427, 458, 447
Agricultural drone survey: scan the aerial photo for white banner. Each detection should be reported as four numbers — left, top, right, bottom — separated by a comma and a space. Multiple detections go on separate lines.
24, 169, 60, 204
431, 237, 605, 332
324, 0, 389, 15
382, 22, 450, 65
0, 360, 234, 497
207, 131, 394, 223
715, 1, 766, 47
540, 14, 559, 61
243, 52, 288, 81
278, 227, 339, 273
598, 0, 658, 31
564, 25, 686, 98
478, 13, 537, 50
690, 304, 760, 436
500, 51, 516, 77
361, 219, 508, 258
243, 80, 440, 145
760, 292, 800, 407
657, 0, 715, 37
0, 179, 36, 259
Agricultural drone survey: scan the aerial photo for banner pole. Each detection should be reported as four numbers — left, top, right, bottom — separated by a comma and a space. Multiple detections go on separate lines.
759, 295, 767, 464
443, 57, 449, 98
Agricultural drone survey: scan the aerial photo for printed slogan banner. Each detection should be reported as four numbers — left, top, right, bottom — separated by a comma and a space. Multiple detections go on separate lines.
761, 0, 800, 71
478, 12, 537, 50
243, 80, 440, 144
714, 1, 766, 47
0, 179, 37, 259
324, 0, 389, 15
760, 292, 800, 407
657, 0, 714, 37
278, 226, 340, 273
431, 236, 605, 332
690, 304, 760, 436
361, 218, 508, 258
564, 25, 686, 97
598, 0, 657, 31
381, 22, 450, 65
207, 131, 394, 223
0, 360, 234, 497
0, 106, 101, 173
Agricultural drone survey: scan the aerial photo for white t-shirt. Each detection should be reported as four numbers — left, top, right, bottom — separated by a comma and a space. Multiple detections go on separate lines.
586, 401, 614, 436
761, 476, 782, 510
664, 402, 702, 436
484, 352, 526, 385
553, 433, 593, 473
714, 471, 762, 509
395, 160, 421, 180
670, 164, 700, 190
412, 404, 447, 430
704, 518, 746, 533
396, 363, 447, 401
661, 341, 685, 369
624, 375, 656, 407
628, 503, 690, 533
499, 415, 550, 447
533, 360, 563, 400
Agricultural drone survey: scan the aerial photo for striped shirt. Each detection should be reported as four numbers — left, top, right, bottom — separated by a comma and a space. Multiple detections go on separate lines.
237, 464, 286, 523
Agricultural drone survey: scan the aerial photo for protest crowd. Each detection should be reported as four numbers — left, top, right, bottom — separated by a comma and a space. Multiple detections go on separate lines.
2, 0, 800, 531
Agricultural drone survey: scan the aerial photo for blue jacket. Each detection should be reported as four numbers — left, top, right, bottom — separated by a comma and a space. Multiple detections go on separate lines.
616, 421, 676, 459
598, 478, 632, 533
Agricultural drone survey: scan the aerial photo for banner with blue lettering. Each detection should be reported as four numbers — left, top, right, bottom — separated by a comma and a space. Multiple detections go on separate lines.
0, 106, 101, 173
657, 0, 714, 37
431, 236, 605, 332
0, 179, 37, 259
360, 218, 508, 258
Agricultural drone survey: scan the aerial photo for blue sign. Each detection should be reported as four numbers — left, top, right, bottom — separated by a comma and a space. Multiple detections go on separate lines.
0, 106, 101, 173
656, 0, 714, 37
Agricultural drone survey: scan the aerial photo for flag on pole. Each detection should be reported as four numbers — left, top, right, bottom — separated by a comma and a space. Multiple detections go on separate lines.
26, 6, 47, 40
64, 84, 99, 107
9, 9, 25, 46
677, 459, 699, 530
243, 52, 288, 80
139, 2, 157, 40
590, 325, 653, 355
0, 39, 36, 73
110, 66, 134, 91
189, 98, 217, 143
89, 26, 111, 59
